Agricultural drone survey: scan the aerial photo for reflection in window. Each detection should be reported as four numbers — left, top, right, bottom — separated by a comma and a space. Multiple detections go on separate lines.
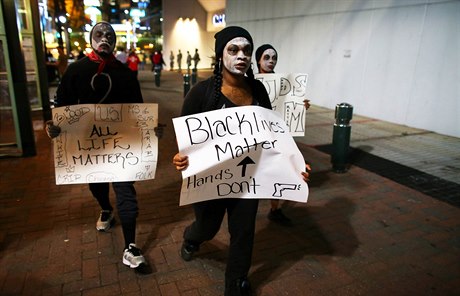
0, 40, 17, 145
15, 0, 29, 31
0, 40, 11, 106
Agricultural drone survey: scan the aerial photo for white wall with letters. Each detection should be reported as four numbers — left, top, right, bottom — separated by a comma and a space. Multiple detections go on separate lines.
226, 0, 459, 137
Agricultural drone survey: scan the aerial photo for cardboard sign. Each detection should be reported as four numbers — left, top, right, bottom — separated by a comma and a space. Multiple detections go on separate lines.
52, 103, 158, 185
173, 106, 309, 206
255, 73, 308, 137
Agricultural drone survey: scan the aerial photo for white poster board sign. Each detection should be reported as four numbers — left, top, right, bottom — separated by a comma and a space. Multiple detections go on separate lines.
255, 73, 308, 137
173, 106, 309, 206
52, 103, 158, 185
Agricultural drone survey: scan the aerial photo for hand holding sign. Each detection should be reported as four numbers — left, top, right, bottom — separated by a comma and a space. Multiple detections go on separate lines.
173, 153, 189, 171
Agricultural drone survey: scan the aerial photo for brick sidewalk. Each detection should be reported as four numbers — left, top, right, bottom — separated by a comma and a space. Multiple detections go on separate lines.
0, 70, 459, 295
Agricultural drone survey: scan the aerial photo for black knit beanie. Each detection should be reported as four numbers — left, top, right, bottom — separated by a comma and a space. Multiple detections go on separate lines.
255, 44, 277, 64
214, 26, 254, 58
90, 21, 116, 56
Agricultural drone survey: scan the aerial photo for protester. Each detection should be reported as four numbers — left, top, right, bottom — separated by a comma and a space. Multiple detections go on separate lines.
255, 43, 311, 225
186, 50, 192, 71
151, 51, 166, 73
255, 43, 311, 111
192, 48, 200, 69
46, 22, 162, 273
115, 47, 128, 64
126, 50, 141, 78
177, 49, 182, 72
173, 26, 310, 295
169, 50, 175, 71
139, 52, 147, 70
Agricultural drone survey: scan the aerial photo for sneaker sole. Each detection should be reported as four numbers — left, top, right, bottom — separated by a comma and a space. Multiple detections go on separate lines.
96, 218, 115, 232
180, 247, 194, 261
122, 257, 145, 268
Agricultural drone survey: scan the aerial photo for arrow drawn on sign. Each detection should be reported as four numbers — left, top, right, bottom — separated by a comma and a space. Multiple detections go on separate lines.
237, 156, 255, 177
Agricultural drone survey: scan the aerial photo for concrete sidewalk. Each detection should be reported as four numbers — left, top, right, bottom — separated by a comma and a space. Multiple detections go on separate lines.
0, 69, 459, 295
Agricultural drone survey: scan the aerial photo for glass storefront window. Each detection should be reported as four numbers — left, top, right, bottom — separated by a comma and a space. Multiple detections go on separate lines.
16, 0, 29, 31
0, 40, 17, 146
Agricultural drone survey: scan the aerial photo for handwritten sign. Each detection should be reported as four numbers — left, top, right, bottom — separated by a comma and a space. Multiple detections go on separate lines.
173, 106, 309, 206
255, 73, 308, 137
52, 103, 159, 185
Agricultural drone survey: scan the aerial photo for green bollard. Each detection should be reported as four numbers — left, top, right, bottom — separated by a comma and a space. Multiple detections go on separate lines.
183, 74, 190, 97
191, 68, 197, 85
331, 102, 353, 173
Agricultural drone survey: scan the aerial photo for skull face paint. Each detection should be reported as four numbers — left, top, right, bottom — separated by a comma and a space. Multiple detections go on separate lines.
90, 22, 116, 56
259, 48, 277, 73
222, 37, 252, 75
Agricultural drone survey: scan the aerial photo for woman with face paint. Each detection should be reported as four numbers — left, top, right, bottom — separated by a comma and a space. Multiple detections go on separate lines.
255, 44, 278, 74
255, 44, 312, 226
46, 22, 156, 273
172, 27, 310, 296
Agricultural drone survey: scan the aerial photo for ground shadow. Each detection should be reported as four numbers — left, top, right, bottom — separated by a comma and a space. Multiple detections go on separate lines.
307, 169, 331, 188
251, 196, 359, 290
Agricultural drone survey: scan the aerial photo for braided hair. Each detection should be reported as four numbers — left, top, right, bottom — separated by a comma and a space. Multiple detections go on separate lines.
212, 58, 223, 109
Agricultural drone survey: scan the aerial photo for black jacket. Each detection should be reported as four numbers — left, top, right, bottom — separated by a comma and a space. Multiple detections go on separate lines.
181, 76, 272, 116
55, 56, 143, 107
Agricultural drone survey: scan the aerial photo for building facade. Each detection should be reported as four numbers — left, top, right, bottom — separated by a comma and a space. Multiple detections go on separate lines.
162, 0, 225, 70
224, 0, 459, 137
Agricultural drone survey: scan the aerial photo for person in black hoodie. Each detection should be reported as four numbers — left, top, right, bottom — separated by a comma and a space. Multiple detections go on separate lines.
46, 21, 157, 273
172, 26, 310, 295
255, 43, 312, 226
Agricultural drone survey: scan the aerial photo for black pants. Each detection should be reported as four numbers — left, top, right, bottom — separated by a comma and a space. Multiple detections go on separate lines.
89, 182, 138, 248
184, 198, 259, 282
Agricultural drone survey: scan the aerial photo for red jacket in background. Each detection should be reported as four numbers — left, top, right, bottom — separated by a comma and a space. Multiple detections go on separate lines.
126, 53, 140, 72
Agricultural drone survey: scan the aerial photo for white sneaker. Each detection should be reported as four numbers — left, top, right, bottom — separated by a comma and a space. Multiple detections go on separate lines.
123, 243, 147, 268
96, 210, 114, 231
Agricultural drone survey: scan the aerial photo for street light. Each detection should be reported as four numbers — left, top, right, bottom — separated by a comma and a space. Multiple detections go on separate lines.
58, 15, 67, 24
55, 15, 65, 48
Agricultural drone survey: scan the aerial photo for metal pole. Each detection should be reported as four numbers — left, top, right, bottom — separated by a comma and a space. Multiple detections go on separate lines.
191, 68, 197, 85
183, 74, 190, 97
